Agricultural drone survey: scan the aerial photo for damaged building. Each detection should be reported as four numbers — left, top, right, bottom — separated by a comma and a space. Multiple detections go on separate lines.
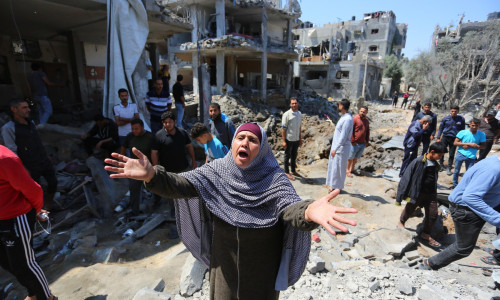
159, 0, 301, 103
0, 0, 192, 121
293, 11, 407, 100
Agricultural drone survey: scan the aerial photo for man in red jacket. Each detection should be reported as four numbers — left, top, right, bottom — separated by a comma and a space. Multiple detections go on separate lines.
347, 106, 370, 177
0, 145, 56, 300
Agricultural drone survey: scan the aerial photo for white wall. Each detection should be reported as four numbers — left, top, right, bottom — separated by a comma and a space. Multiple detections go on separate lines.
84, 43, 107, 66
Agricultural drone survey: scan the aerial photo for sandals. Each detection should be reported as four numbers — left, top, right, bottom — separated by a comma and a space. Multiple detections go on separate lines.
419, 235, 442, 248
481, 256, 500, 266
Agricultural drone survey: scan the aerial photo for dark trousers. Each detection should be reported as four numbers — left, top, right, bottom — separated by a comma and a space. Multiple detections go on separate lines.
478, 140, 494, 161
83, 137, 118, 155
400, 147, 418, 177
401, 99, 409, 108
0, 210, 52, 299
400, 192, 438, 235
129, 179, 143, 214
150, 120, 163, 135
439, 135, 457, 168
421, 133, 431, 155
428, 204, 500, 269
284, 140, 300, 173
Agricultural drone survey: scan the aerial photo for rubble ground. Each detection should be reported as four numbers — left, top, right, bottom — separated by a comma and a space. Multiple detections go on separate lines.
1, 94, 499, 300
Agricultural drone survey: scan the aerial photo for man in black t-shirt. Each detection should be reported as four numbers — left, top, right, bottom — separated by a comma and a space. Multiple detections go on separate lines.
151, 111, 196, 238
478, 110, 500, 161
121, 118, 155, 214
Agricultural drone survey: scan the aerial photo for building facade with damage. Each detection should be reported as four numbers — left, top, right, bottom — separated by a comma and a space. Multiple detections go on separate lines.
160, 0, 301, 103
0, 0, 192, 121
293, 11, 407, 100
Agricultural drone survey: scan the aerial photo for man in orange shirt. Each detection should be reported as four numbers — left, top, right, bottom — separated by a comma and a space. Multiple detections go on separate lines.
347, 106, 370, 177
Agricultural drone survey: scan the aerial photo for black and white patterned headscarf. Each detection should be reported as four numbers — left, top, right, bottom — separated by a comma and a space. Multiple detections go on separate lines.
176, 123, 311, 290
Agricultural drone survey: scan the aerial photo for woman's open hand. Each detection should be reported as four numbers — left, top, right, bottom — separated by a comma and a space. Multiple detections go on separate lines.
305, 189, 357, 235
104, 147, 155, 182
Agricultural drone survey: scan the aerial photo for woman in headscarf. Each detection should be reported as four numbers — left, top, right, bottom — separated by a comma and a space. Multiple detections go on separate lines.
105, 123, 357, 299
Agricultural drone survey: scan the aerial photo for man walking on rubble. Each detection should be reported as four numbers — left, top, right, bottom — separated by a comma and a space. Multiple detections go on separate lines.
477, 110, 499, 161
0, 145, 57, 300
420, 153, 500, 270
151, 111, 196, 238
208, 102, 235, 149
397, 142, 447, 249
281, 97, 303, 180
400, 115, 432, 177
27, 62, 62, 124
347, 106, 370, 177
326, 99, 353, 194
413, 103, 438, 155
436, 106, 465, 175
452, 118, 486, 188
1, 99, 58, 211
121, 119, 156, 215
401, 91, 410, 109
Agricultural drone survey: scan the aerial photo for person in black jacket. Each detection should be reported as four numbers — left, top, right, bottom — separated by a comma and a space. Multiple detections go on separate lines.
396, 142, 447, 248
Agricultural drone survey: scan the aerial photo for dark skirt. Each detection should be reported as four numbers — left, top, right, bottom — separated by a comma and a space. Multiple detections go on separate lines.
209, 215, 284, 300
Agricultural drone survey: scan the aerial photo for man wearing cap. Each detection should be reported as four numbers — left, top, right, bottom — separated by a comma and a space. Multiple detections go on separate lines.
478, 110, 500, 161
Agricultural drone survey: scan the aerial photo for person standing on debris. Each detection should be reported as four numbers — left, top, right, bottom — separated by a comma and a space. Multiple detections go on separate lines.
347, 106, 370, 178
81, 114, 120, 156
420, 154, 500, 270
0, 145, 57, 300
399, 115, 432, 177
413, 103, 438, 155
392, 91, 399, 108
396, 142, 447, 248
172, 75, 186, 129
478, 110, 499, 161
436, 106, 465, 175
412, 98, 422, 120
190, 122, 228, 164
113, 88, 139, 145
104, 122, 357, 299
151, 111, 196, 238
27, 62, 62, 124
452, 118, 486, 188
1, 99, 58, 211
208, 102, 235, 149
401, 91, 410, 109
281, 97, 303, 180
160, 65, 171, 95
326, 99, 353, 194
120, 119, 156, 215
146, 78, 172, 134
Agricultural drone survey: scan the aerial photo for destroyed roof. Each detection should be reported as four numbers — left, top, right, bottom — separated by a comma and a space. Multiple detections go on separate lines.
235, 0, 301, 17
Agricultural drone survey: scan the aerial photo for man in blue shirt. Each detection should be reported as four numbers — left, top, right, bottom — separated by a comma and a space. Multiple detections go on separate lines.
420, 154, 500, 270
436, 106, 465, 175
452, 118, 486, 188
190, 122, 228, 164
400, 115, 431, 177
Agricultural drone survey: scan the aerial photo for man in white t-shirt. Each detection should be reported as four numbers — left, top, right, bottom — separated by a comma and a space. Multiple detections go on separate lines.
281, 97, 302, 180
113, 88, 139, 145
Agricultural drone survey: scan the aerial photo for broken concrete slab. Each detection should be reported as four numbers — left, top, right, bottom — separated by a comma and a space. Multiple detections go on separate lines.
371, 228, 416, 257
381, 135, 405, 150
179, 254, 208, 297
132, 288, 171, 300
133, 214, 168, 239
86, 157, 115, 216
397, 277, 414, 295
151, 279, 165, 293
93, 247, 122, 264
404, 250, 420, 261
307, 254, 325, 274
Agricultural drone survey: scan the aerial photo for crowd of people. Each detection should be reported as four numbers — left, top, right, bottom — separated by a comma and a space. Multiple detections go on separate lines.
1, 67, 500, 299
